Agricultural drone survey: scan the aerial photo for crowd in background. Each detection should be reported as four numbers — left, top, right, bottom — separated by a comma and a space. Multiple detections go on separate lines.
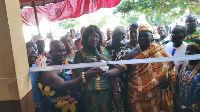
26, 14, 200, 112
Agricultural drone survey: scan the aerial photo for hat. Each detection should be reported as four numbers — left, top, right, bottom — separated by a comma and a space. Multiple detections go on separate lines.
138, 24, 152, 32
130, 23, 138, 29
32, 35, 44, 43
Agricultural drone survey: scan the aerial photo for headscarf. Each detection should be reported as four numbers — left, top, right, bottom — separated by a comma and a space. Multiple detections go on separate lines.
60, 35, 72, 42
32, 35, 44, 43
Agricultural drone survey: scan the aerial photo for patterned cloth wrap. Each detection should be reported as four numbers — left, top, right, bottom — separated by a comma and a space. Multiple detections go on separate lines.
106, 43, 131, 112
74, 46, 112, 112
35, 55, 47, 67
119, 43, 176, 112
184, 29, 200, 43
178, 62, 200, 112
38, 60, 81, 112
157, 39, 170, 47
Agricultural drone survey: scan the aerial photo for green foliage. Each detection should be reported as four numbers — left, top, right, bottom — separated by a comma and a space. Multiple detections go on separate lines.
118, 11, 177, 27
120, 12, 140, 27
145, 14, 179, 26
88, 15, 109, 28
116, 0, 200, 19
58, 18, 80, 29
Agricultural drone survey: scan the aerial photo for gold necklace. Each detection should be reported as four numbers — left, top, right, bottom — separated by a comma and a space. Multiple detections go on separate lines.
180, 62, 200, 83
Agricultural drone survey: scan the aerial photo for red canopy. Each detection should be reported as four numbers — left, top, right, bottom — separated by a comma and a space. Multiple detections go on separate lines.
21, 0, 121, 26
19, 0, 65, 8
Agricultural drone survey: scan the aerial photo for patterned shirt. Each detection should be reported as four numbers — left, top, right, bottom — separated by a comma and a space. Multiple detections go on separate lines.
119, 43, 176, 112
178, 62, 200, 107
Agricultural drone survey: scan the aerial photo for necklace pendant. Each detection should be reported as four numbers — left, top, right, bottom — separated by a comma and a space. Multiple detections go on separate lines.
183, 79, 187, 82
96, 75, 100, 80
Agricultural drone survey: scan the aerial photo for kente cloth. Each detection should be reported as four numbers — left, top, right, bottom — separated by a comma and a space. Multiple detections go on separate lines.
184, 29, 200, 43
74, 46, 111, 90
35, 55, 47, 67
106, 43, 130, 112
178, 62, 200, 110
82, 89, 112, 112
65, 57, 74, 63
157, 35, 170, 47
32, 55, 47, 104
38, 60, 81, 112
74, 46, 112, 112
120, 43, 176, 112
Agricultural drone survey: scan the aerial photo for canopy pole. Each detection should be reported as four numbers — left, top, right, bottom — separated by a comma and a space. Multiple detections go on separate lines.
32, 1, 40, 35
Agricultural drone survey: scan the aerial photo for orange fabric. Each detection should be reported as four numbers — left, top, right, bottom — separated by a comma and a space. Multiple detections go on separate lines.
76, 45, 82, 50
127, 43, 176, 112
35, 55, 47, 67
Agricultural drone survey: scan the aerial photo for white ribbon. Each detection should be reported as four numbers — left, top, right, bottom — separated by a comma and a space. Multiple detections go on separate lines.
108, 54, 200, 64
30, 61, 107, 72
29, 54, 200, 72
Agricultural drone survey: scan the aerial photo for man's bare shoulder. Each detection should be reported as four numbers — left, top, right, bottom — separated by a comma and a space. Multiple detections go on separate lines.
41, 70, 59, 76
123, 47, 140, 60
40, 70, 60, 86
41, 63, 61, 76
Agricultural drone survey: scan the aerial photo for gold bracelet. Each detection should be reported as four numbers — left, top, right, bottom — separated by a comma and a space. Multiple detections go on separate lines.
194, 103, 199, 110
82, 72, 86, 83
182, 105, 186, 109
196, 105, 199, 110
192, 103, 195, 112
119, 64, 128, 70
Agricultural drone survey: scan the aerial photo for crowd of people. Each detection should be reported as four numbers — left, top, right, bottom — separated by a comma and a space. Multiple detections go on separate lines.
26, 14, 200, 112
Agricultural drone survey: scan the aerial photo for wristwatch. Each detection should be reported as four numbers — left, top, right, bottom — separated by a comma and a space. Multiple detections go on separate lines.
182, 105, 186, 109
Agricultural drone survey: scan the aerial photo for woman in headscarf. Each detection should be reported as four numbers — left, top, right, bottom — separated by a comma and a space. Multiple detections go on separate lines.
74, 25, 113, 112
60, 36, 75, 62
175, 39, 200, 112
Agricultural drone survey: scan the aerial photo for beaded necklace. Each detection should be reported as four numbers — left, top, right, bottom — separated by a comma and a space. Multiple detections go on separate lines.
184, 34, 200, 41
180, 61, 200, 83
184, 31, 200, 41
184, 30, 200, 43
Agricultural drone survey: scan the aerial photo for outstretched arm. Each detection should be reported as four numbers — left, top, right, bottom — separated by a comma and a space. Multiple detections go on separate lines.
110, 76, 120, 107
41, 67, 103, 92
104, 64, 127, 77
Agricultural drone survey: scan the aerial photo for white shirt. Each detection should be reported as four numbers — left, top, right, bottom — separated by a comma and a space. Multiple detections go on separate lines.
163, 42, 187, 74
